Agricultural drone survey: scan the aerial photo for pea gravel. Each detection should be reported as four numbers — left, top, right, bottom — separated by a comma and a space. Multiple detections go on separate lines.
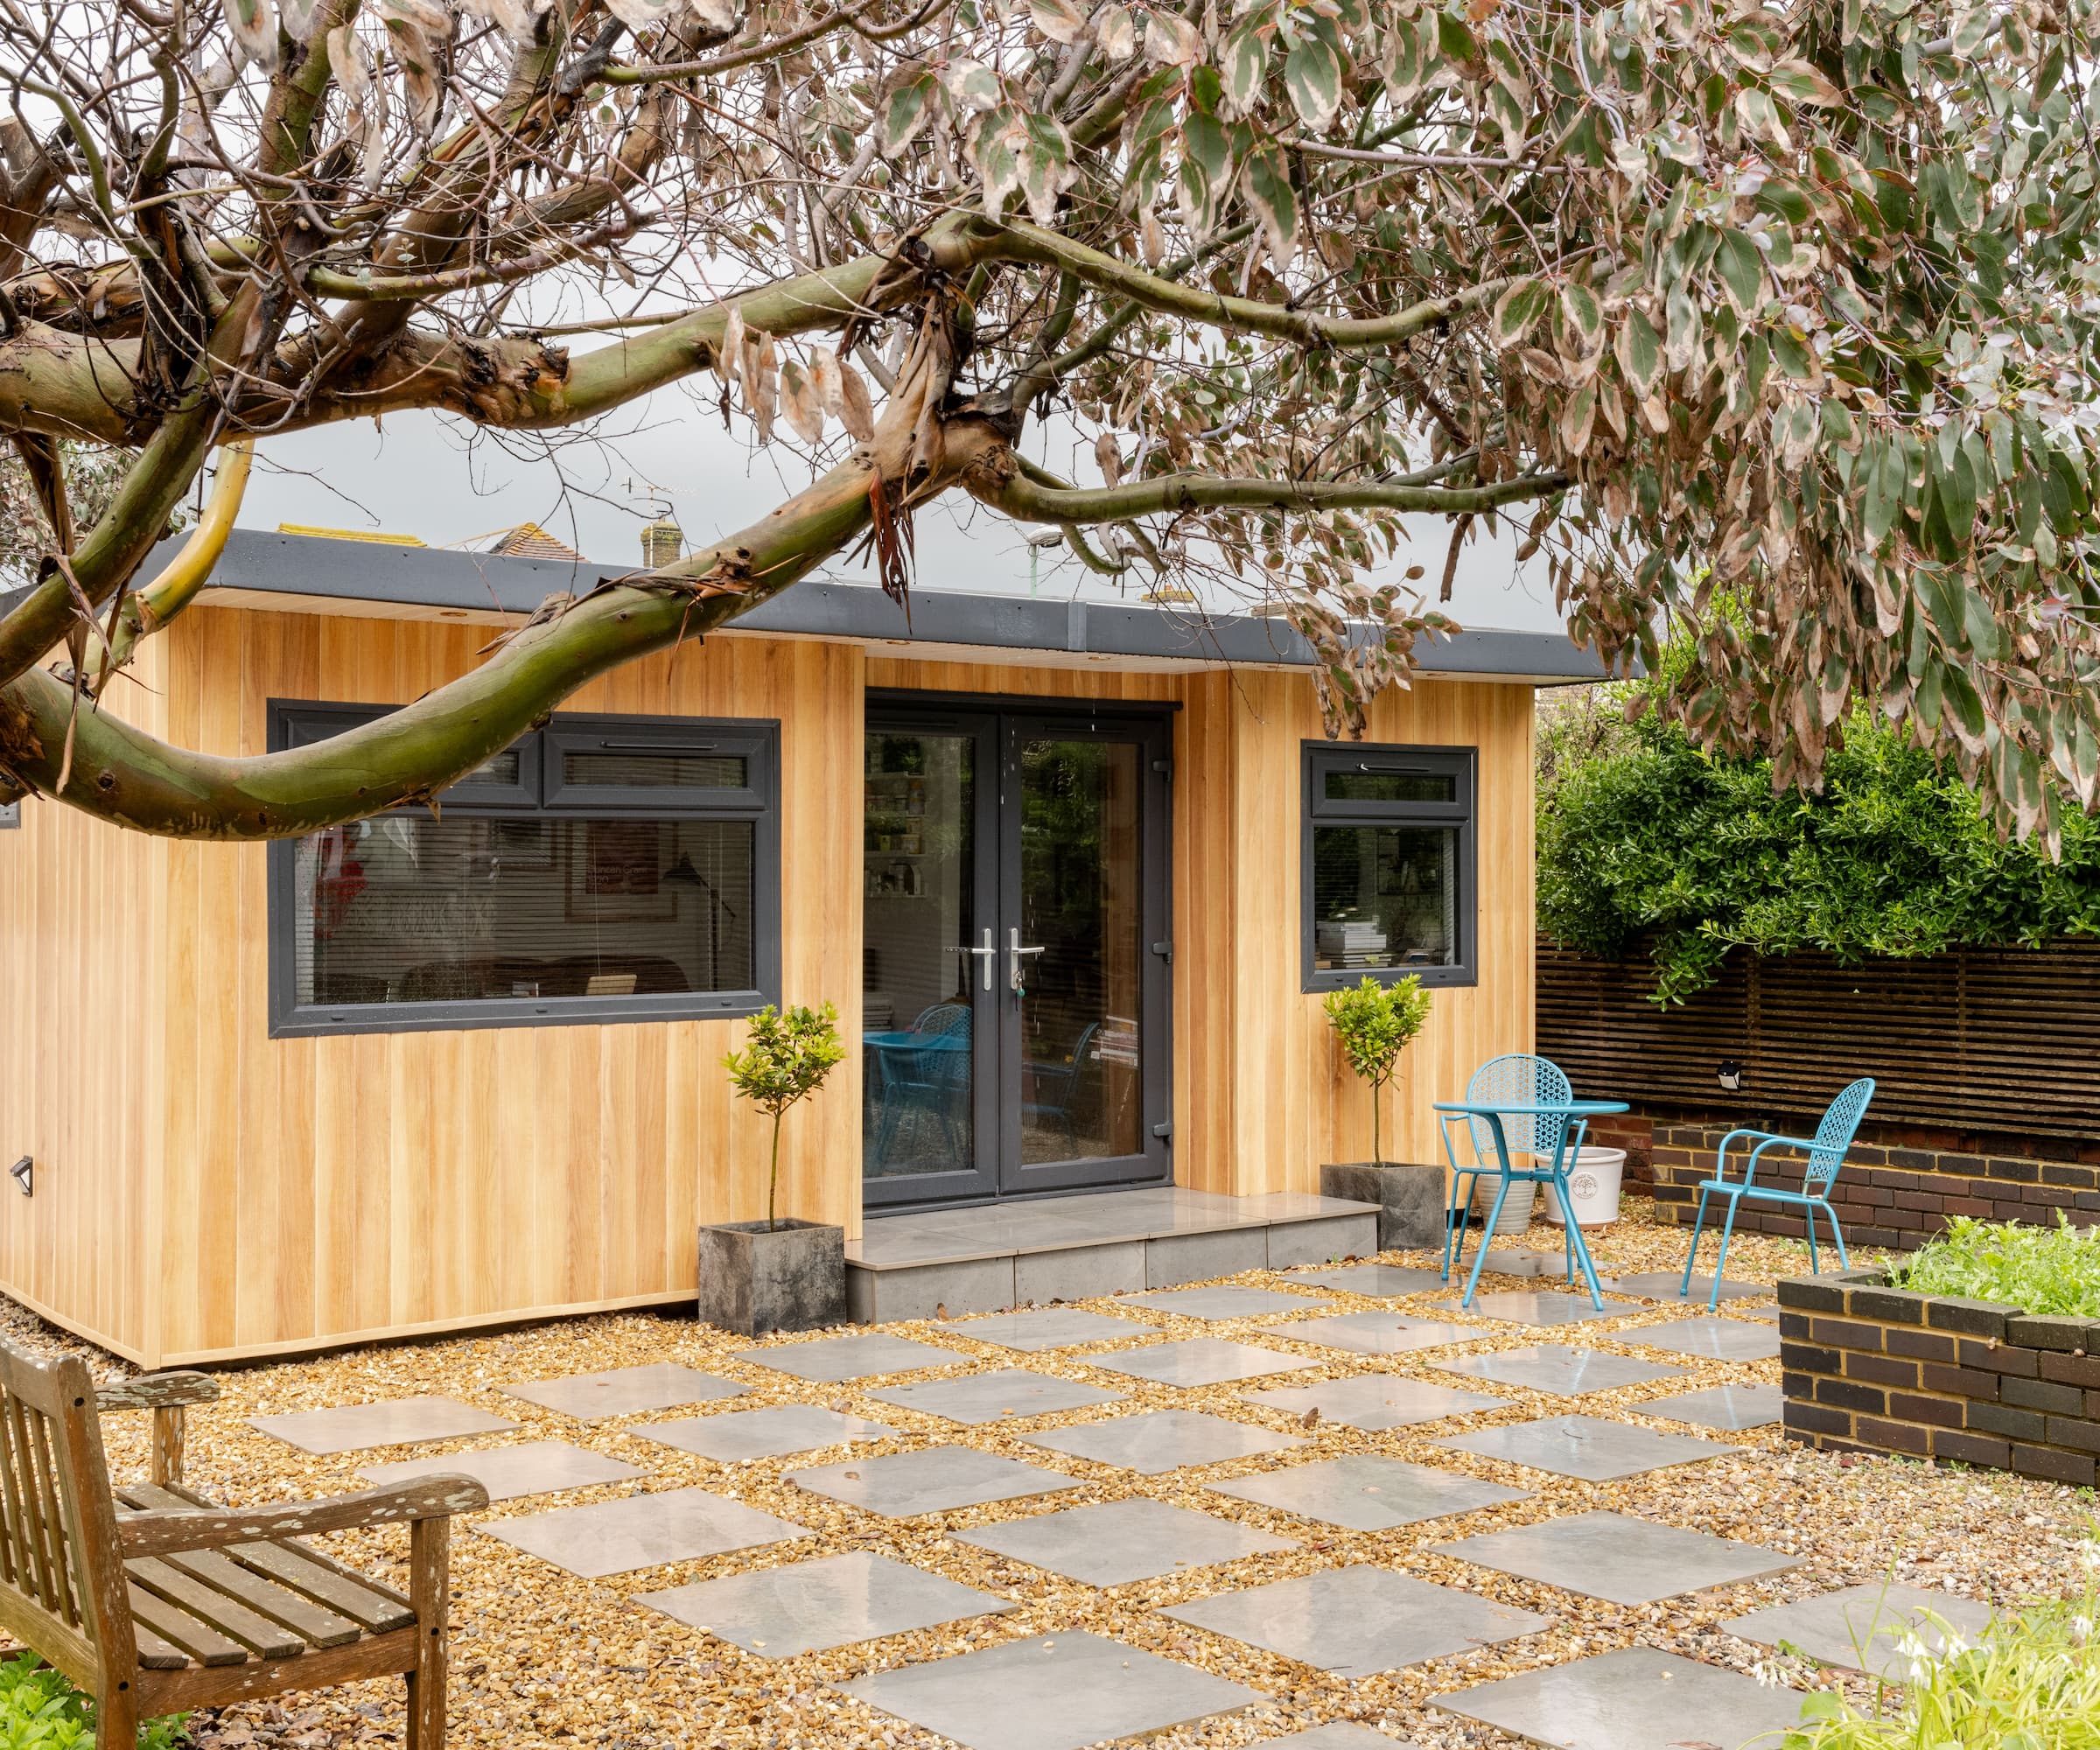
8, 1200, 2094, 1750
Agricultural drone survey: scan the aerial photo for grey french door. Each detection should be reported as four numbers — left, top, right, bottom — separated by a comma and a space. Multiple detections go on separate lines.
861, 696, 1172, 1210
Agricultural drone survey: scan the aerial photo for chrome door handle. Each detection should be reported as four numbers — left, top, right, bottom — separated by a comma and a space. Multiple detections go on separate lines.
944, 928, 998, 992
1008, 927, 1046, 991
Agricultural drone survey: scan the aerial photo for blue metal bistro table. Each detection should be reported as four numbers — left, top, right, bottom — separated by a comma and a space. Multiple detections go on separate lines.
1432, 1098, 1630, 1312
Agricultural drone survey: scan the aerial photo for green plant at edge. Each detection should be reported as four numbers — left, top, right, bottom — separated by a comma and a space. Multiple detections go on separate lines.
1320, 974, 1432, 1166
723, 1003, 847, 1231
1771, 1536, 2100, 1750
0, 1652, 184, 1750
1888, 1212, 2100, 1319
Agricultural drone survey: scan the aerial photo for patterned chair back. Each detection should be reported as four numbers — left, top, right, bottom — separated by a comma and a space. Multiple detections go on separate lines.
913, 1003, 972, 1039
1805, 1078, 1876, 1191
1463, 1054, 1574, 1162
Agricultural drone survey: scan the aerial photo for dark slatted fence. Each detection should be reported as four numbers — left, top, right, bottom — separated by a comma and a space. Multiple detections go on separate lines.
1537, 936, 2100, 1140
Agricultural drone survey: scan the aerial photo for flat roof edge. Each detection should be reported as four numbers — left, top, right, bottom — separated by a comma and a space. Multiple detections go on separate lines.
143, 528, 1611, 681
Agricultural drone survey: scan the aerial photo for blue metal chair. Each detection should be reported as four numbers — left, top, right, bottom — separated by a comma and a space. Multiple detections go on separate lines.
1025, 1020, 1100, 1150
1440, 1054, 1583, 1283
871, 1006, 974, 1169
1678, 1077, 1876, 1309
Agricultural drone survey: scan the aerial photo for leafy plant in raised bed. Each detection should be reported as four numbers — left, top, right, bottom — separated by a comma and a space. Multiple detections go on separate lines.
1889, 1213, 2100, 1320
0, 1652, 183, 1750
1782, 1548, 2100, 1749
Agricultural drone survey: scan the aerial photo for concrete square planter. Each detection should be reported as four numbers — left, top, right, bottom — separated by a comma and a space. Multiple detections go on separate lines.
1320, 1162, 1447, 1251
1776, 1267, 2100, 1488
697, 1219, 846, 1337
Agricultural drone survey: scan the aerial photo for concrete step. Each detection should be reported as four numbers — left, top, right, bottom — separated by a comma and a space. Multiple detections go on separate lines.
845, 1188, 1380, 1323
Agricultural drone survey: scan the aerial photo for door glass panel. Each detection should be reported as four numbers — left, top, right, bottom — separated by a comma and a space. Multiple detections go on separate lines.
863, 732, 977, 1181
1017, 738, 1143, 1165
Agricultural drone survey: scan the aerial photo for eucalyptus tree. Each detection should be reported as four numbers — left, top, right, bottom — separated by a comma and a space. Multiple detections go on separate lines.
0, 0, 2095, 839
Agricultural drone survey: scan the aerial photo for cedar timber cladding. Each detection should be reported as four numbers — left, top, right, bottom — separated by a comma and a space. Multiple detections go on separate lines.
1538, 936, 2100, 1139
0, 606, 1538, 1368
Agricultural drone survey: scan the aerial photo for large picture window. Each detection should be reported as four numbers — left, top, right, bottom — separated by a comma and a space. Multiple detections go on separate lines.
1301, 742, 1476, 990
268, 704, 779, 1036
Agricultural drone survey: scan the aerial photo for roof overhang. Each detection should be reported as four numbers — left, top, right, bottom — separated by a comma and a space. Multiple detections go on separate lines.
129, 528, 1612, 684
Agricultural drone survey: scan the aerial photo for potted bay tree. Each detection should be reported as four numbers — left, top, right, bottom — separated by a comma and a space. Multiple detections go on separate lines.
700, 1002, 849, 1335
1319, 974, 1445, 1250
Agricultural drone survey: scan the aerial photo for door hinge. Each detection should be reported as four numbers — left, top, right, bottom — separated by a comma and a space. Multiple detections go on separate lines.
1152, 1121, 1173, 1141
1151, 940, 1172, 963
1152, 759, 1173, 779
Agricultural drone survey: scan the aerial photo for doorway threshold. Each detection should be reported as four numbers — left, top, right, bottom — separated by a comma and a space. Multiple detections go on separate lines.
845, 1187, 1379, 1323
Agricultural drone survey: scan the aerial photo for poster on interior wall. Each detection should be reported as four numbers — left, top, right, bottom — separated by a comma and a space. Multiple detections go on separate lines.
567, 819, 675, 921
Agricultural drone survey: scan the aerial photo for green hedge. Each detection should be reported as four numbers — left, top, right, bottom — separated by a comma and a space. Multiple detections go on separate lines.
1536, 692, 2100, 1004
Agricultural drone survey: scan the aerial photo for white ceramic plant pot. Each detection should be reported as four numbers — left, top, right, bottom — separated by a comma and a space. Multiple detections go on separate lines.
1542, 1147, 1628, 1228
1470, 1175, 1538, 1236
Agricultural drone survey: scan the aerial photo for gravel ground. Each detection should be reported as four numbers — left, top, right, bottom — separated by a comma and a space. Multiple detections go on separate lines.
12, 1199, 2096, 1750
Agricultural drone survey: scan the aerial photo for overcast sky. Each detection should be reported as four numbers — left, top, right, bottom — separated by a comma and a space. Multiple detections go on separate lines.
235, 381, 1573, 638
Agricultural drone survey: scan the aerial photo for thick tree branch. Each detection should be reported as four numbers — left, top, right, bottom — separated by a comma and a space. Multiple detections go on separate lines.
975, 461, 1570, 525
987, 220, 1519, 350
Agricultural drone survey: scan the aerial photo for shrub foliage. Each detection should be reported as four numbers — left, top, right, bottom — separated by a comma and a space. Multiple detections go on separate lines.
1536, 691, 2100, 1004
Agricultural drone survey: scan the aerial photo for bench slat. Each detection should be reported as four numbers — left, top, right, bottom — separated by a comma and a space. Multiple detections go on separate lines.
161, 1548, 360, 1649
126, 1558, 306, 1661
126, 1583, 250, 1668
126, 1484, 414, 1635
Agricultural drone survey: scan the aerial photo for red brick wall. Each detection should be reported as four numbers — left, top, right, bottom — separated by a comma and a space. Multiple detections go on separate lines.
1594, 1112, 2100, 1251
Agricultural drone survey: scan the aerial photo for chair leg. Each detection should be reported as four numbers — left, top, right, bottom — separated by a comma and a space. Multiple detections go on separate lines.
1816, 1200, 1850, 1269
1805, 1202, 1820, 1274
1443, 1172, 1479, 1281
408, 1517, 452, 1750
1709, 1194, 1743, 1312
1460, 1176, 1512, 1306
96, 1680, 139, 1750
1678, 1187, 1713, 1297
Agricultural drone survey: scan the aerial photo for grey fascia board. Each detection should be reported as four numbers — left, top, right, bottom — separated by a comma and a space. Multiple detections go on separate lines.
155, 528, 1610, 680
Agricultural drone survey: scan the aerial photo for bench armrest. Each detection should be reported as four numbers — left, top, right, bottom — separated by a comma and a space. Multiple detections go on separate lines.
95, 1371, 220, 1413
117, 1474, 491, 1560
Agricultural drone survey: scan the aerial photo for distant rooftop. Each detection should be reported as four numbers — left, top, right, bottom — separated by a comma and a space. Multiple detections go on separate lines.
162, 527, 1612, 684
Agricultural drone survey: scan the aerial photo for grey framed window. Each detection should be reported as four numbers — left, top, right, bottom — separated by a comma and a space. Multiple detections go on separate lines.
1301, 741, 1477, 990
267, 702, 780, 1037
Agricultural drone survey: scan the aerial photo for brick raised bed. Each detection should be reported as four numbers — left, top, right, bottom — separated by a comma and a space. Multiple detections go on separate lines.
1778, 1268, 2100, 1488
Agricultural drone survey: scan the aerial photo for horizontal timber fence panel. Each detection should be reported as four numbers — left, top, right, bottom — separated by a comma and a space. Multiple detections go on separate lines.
1536, 936, 2100, 1143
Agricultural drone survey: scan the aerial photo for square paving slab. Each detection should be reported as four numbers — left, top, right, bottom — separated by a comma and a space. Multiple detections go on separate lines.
1438, 1646, 1807, 1750
1124, 1284, 1334, 1320
1086, 1338, 1317, 1388
1165, 1565, 1549, 1679
1620, 1316, 1782, 1362
1433, 1344, 1687, 1396
1290, 1312, 1479, 1357
1285, 1264, 1447, 1297
500, 1364, 747, 1422
636, 1404, 897, 1462
840, 1629, 1264, 1750
1736, 1302, 1781, 1323
1435, 1508, 1799, 1606
360, 1438, 644, 1502
1434, 1413, 1740, 1481
1726, 1582, 1997, 1682
1433, 1291, 1621, 1325
787, 1445, 1081, 1516
1210, 1454, 1528, 1532
1245, 1375, 1500, 1432
1266, 1727, 1412, 1748
1646, 1383, 1784, 1432
955, 1307, 1153, 1350
1606, 1271, 1769, 1305
734, 1332, 970, 1382
866, 1367, 1125, 1425
957, 1495, 1298, 1586
249, 1395, 517, 1455
1019, 1408, 1305, 1474
642, 1550, 1016, 1658
478, 1485, 806, 1578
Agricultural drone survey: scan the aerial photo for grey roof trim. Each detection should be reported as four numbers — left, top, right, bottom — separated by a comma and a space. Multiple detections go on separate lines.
145, 527, 1612, 681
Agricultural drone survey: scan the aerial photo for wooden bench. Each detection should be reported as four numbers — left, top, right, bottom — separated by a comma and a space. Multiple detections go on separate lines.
0, 1342, 488, 1747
